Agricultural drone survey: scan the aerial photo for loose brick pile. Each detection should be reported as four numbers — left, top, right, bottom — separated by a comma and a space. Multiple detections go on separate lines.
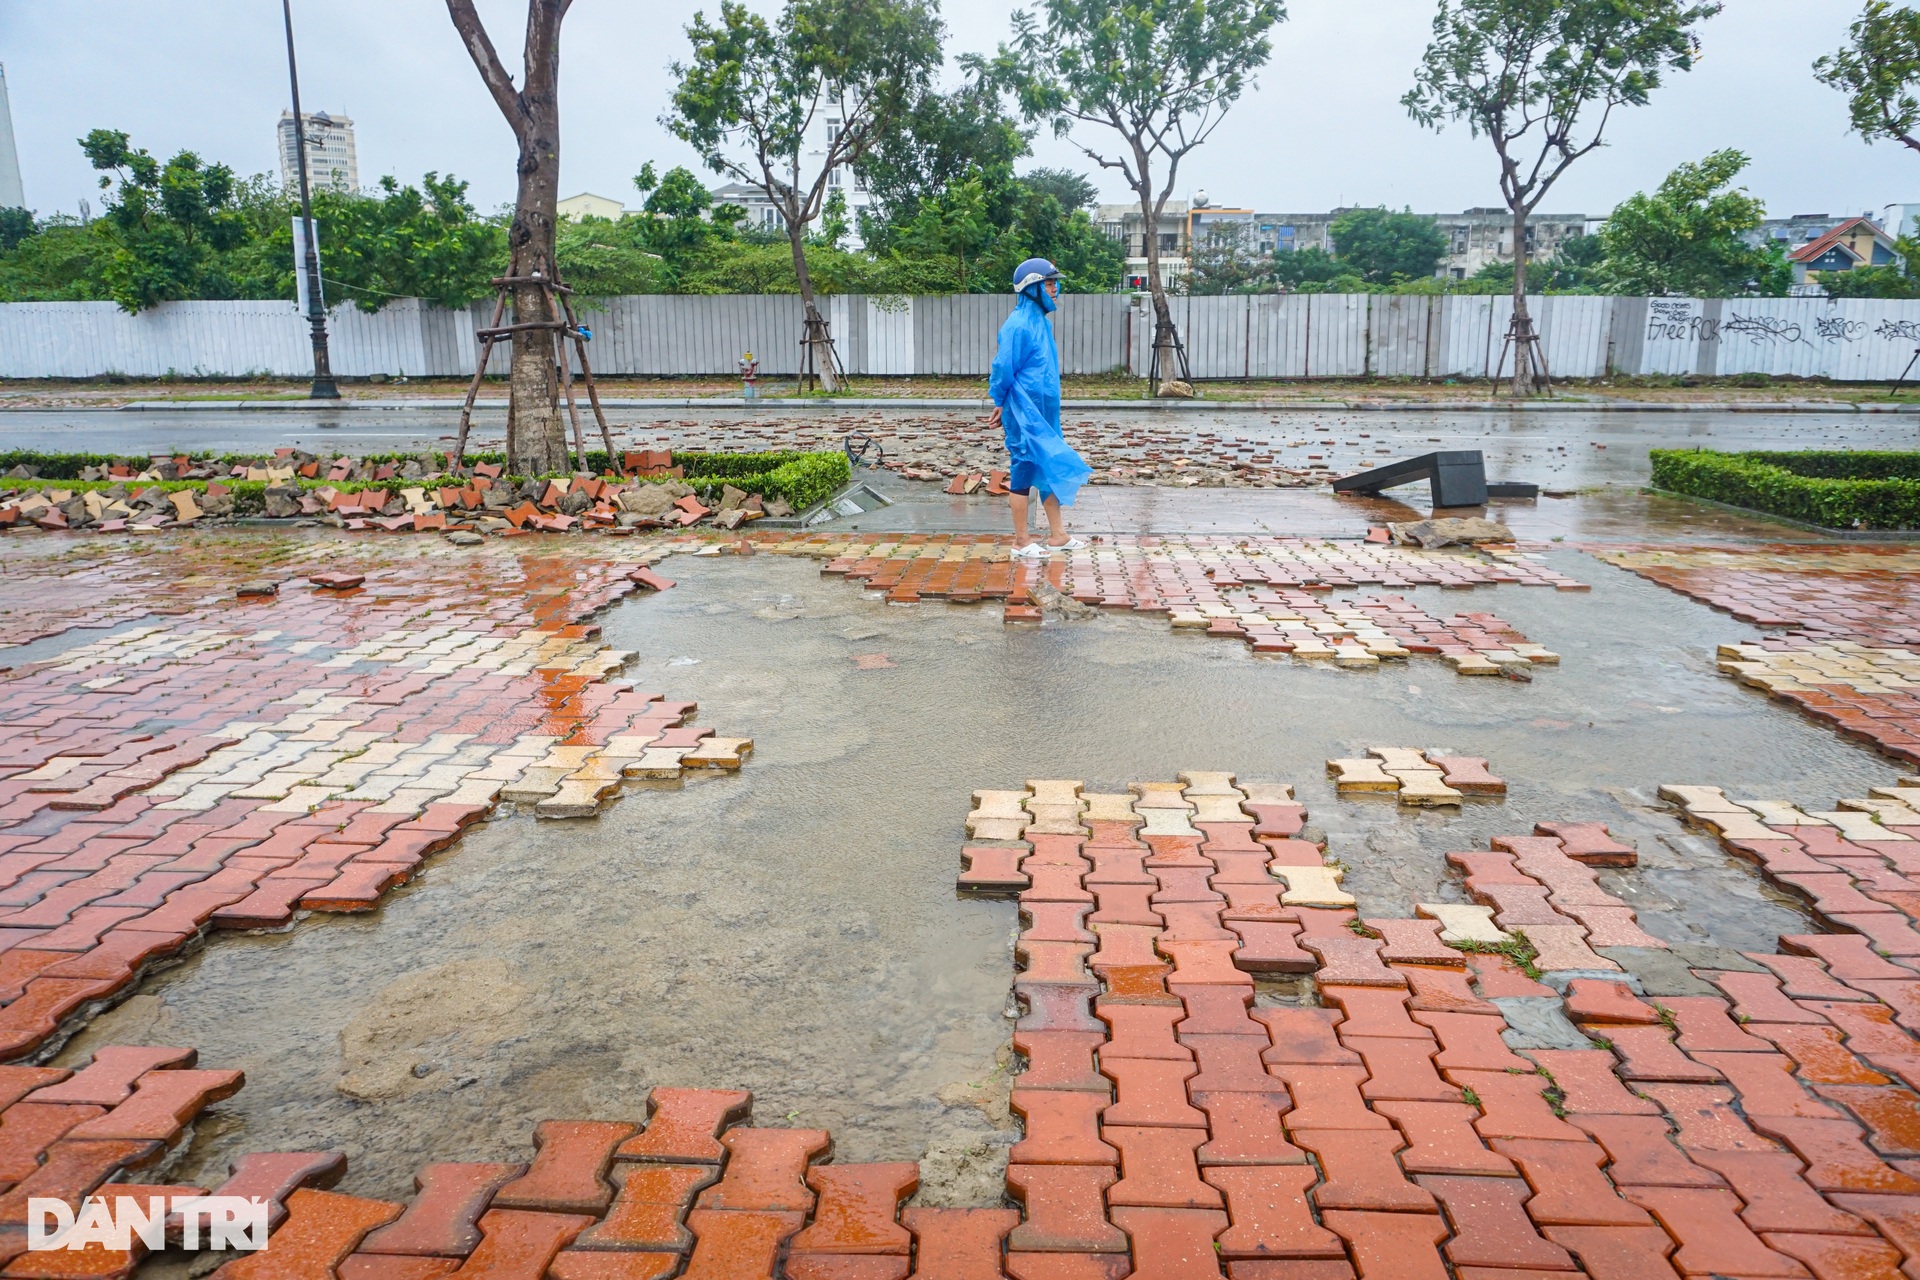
1597, 546, 1920, 765
758, 534, 1580, 667
0, 538, 744, 1061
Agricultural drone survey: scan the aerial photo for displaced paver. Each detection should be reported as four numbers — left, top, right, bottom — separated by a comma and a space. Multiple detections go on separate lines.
756, 532, 1579, 666
1327, 748, 1505, 805
0, 537, 743, 1059
11, 765, 1920, 1277
1598, 546, 1920, 765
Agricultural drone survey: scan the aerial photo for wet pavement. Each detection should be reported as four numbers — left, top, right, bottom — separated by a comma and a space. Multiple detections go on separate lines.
49, 542, 1898, 1207
8, 404, 1918, 494
844, 473, 1887, 544
0, 418, 1917, 1275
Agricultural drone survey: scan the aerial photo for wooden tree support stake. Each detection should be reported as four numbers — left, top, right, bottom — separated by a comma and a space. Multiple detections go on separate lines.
1491, 313, 1554, 399
453, 271, 617, 471
798, 302, 848, 395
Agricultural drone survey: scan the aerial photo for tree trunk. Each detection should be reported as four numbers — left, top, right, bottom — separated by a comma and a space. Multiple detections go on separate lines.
507, 107, 569, 475
787, 220, 838, 392
444, 0, 574, 473
1139, 187, 1180, 390
1509, 206, 1538, 397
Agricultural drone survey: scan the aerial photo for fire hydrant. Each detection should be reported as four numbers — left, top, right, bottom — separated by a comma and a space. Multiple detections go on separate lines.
739, 352, 759, 400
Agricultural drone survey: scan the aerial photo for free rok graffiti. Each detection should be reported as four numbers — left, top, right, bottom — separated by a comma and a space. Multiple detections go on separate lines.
1646, 300, 1717, 342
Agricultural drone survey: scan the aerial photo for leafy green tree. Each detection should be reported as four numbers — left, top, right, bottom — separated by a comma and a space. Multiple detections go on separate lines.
888, 174, 998, 289
668, 0, 944, 386
215, 170, 511, 309
629, 162, 744, 266
554, 218, 669, 297
1327, 208, 1448, 284
1548, 231, 1607, 289
635, 163, 711, 219
1452, 234, 1603, 294
853, 79, 1030, 239
1020, 168, 1098, 213
978, 180, 1124, 293
1595, 149, 1777, 296
0, 219, 119, 302
1817, 2, 1920, 155
988, 0, 1286, 387
1186, 222, 1274, 294
1272, 245, 1364, 293
0, 210, 35, 254
305, 174, 503, 309
813, 190, 852, 250
1404, 0, 1720, 392
80, 129, 251, 311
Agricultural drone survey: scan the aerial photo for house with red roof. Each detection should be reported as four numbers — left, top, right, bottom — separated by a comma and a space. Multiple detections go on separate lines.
1788, 216, 1901, 287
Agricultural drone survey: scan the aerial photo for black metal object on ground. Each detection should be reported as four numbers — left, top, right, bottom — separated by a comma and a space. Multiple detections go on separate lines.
1331, 450, 1538, 507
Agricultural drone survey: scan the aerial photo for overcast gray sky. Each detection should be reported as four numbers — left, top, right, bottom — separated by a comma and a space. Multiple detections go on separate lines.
0, 0, 1902, 224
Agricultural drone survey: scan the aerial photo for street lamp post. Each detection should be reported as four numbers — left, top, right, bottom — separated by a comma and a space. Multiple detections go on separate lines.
281, 0, 339, 399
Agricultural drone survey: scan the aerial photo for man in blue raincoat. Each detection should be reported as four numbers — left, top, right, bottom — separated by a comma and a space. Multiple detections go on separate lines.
989, 258, 1092, 558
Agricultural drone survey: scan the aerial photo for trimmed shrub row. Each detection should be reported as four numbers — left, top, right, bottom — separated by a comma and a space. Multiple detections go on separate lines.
1649, 449, 1920, 530
0, 448, 853, 515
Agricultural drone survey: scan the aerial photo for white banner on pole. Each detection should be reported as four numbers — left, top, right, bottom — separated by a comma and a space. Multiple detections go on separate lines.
292, 218, 323, 315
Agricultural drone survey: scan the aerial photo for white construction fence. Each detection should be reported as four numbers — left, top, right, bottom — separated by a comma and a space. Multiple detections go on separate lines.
3, 292, 1920, 382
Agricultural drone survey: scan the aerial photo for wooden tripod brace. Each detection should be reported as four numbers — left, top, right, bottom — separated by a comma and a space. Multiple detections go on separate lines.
452, 272, 618, 471
1491, 312, 1555, 398
798, 301, 848, 395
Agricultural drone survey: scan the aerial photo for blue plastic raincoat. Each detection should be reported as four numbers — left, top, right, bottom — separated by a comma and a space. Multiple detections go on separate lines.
988, 289, 1091, 506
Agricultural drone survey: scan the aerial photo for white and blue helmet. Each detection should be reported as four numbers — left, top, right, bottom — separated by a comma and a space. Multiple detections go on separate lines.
1013, 258, 1061, 293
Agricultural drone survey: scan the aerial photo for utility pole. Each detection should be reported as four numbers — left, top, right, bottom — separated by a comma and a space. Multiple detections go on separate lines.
281, 0, 339, 399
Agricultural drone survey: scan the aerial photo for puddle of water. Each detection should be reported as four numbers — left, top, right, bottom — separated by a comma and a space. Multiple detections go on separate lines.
65, 547, 1897, 1203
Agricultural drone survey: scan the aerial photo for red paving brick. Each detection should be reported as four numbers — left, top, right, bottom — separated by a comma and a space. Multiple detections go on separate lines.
0, 588, 1916, 1280
0, 538, 740, 1061
778, 533, 1581, 636
1599, 546, 1920, 765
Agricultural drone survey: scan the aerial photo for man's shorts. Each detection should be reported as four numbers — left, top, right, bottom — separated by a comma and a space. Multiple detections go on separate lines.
1008, 458, 1053, 502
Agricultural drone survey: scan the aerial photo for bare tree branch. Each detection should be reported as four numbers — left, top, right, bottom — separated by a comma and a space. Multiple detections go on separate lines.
445, 0, 525, 130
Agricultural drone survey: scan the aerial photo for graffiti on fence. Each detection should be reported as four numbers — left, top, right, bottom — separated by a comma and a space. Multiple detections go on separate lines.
1876, 318, 1920, 343
1721, 312, 1810, 347
1816, 315, 1867, 343
1646, 300, 1716, 343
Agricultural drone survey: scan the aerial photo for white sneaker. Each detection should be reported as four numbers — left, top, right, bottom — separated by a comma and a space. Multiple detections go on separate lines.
1010, 542, 1050, 559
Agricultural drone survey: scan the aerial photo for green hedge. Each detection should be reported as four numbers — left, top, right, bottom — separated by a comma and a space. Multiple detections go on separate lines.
464, 449, 853, 510
0, 447, 853, 518
1740, 451, 1920, 482
695, 451, 849, 511
1650, 449, 1920, 530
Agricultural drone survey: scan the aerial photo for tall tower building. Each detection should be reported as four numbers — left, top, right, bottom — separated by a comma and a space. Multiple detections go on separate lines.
277, 110, 358, 194
0, 65, 25, 210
